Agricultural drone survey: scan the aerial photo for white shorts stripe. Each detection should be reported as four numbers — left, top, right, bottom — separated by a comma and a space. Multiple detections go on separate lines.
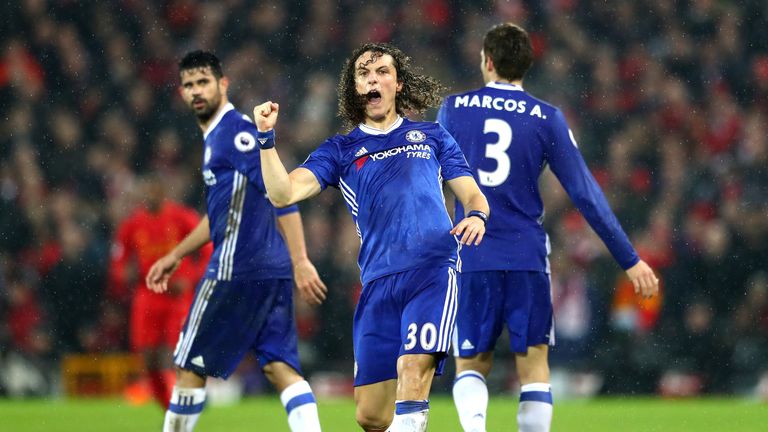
176, 279, 216, 366
437, 267, 458, 351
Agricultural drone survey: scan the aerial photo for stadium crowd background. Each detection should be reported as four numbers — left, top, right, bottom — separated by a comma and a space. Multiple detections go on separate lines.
1, 0, 766, 399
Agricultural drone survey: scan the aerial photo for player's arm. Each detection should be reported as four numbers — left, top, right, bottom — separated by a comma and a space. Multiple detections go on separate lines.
253, 101, 322, 207
446, 175, 489, 246
146, 215, 210, 293
276, 211, 327, 305
546, 110, 658, 298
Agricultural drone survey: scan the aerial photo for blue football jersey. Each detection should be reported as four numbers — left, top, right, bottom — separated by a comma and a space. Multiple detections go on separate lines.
437, 82, 639, 273
300, 117, 473, 284
202, 103, 296, 281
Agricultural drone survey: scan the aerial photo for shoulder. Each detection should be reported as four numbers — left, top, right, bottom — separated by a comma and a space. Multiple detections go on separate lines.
215, 109, 260, 153
519, 91, 561, 118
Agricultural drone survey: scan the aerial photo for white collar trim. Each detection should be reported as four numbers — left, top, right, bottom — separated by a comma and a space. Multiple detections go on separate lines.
358, 116, 404, 135
203, 103, 235, 140
486, 82, 524, 91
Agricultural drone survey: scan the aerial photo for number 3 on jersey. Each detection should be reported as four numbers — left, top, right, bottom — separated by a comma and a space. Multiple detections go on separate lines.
478, 118, 512, 187
404, 322, 437, 351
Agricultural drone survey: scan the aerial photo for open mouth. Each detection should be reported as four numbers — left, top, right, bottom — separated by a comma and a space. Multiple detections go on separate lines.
366, 90, 382, 105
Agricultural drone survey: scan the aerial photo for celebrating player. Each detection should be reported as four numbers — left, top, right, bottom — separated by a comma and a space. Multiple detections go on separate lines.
253, 43, 489, 432
437, 23, 659, 432
109, 173, 211, 409
146, 50, 327, 432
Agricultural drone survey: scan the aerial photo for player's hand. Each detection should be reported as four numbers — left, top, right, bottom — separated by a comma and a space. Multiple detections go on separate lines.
292, 258, 327, 305
253, 101, 280, 132
625, 259, 659, 299
146, 254, 181, 293
450, 216, 486, 246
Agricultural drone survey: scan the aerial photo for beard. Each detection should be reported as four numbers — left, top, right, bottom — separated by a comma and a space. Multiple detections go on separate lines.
191, 94, 221, 123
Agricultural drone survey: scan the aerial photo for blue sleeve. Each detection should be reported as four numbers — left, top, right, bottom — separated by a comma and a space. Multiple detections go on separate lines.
228, 118, 266, 190
298, 138, 340, 190
274, 204, 299, 216
545, 109, 639, 270
436, 125, 472, 181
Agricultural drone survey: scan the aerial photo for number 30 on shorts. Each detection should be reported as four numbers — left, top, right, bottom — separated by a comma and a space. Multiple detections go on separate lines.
404, 322, 438, 351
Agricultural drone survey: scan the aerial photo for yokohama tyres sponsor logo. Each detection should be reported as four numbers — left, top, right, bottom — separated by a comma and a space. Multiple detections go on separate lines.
369, 144, 431, 161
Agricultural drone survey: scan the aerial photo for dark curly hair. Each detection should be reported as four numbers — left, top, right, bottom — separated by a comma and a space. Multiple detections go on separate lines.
337, 43, 447, 131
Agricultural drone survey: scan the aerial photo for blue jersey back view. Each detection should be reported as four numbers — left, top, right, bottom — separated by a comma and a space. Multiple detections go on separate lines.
438, 82, 639, 274
301, 116, 472, 284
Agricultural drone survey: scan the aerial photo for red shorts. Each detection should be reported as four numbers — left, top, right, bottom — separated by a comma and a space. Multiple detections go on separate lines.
130, 287, 194, 351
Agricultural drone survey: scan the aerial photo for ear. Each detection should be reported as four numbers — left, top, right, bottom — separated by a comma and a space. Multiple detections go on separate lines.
485, 55, 495, 73
219, 76, 230, 93
396, 79, 404, 93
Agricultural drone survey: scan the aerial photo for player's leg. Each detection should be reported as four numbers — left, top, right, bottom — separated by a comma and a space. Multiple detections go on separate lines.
506, 272, 554, 432
452, 271, 506, 432
515, 345, 552, 432
164, 367, 207, 432
351, 275, 402, 430
354, 380, 397, 431
388, 353, 436, 432
162, 278, 217, 432
388, 266, 458, 432
453, 352, 493, 432
156, 285, 197, 408
144, 347, 173, 408
255, 279, 321, 432
131, 288, 172, 408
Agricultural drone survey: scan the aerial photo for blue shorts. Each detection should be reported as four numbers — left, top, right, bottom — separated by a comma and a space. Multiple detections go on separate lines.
353, 266, 458, 386
453, 271, 554, 357
173, 278, 301, 379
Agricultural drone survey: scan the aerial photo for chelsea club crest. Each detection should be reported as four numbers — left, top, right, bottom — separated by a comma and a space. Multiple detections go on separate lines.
405, 130, 426, 143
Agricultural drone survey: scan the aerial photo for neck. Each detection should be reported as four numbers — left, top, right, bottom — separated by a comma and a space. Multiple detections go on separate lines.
486, 75, 523, 87
364, 110, 399, 131
198, 99, 228, 132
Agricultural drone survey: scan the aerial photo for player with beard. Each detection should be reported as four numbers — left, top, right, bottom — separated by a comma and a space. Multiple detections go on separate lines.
146, 50, 327, 432
253, 43, 490, 432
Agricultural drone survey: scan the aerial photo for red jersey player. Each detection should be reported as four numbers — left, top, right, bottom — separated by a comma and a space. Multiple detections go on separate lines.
109, 174, 212, 408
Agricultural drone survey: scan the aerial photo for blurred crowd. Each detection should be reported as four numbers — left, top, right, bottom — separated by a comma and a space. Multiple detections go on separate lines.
1, 0, 766, 398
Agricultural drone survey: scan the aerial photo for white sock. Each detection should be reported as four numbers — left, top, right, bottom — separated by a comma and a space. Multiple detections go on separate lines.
163, 386, 206, 432
452, 370, 488, 432
388, 400, 429, 432
280, 380, 321, 432
517, 383, 553, 432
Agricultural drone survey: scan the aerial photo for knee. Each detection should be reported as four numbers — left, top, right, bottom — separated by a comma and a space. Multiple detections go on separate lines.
262, 361, 302, 390
355, 407, 392, 431
456, 353, 493, 377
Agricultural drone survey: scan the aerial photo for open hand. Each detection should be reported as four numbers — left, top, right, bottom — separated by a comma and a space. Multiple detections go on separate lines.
293, 258, 327, 305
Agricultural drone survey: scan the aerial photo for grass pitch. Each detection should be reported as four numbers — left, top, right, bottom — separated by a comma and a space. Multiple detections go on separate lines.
0, 396, 764, 431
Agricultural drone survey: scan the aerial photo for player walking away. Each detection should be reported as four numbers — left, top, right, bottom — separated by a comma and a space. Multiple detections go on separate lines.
253, 43, 490, 432
437, 23, 659, 432
146, 51, 328, 432
109, 173, 211, 409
